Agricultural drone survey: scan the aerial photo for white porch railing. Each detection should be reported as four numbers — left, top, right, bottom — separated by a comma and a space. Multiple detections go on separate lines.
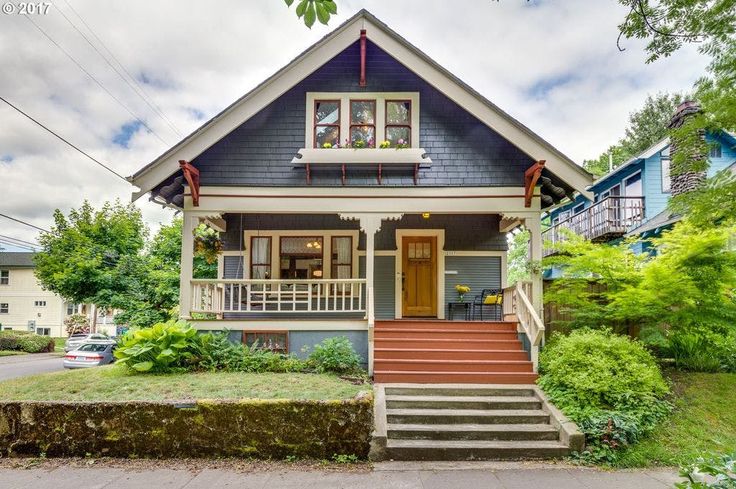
503, 281, 545, 372
191, 278, 367, 314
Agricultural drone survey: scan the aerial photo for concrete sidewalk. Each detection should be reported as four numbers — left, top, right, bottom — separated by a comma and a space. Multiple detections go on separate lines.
0, 461, 680, 489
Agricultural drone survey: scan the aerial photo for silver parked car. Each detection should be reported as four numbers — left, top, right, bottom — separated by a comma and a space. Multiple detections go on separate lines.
63, 342, 116, 369
64, 333, 110, 352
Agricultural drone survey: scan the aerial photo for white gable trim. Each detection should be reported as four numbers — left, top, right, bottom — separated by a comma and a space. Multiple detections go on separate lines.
130, 10, 593, 200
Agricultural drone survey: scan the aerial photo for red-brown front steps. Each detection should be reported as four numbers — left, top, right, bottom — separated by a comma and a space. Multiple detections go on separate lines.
374, 320, 537, 384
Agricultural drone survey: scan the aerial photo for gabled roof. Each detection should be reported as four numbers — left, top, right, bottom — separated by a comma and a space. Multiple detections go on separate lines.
589, 137, 670, 191
129, 9, 593, 200
0, 252, 35, 268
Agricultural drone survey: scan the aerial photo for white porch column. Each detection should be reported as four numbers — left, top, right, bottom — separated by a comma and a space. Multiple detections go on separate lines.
525, 214, 543, 320
340, 213, 402, 377
179, 212, 197, 319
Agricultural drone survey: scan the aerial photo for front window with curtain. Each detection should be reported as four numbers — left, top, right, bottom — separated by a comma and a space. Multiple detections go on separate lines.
250, 236, 272, 279
331, 236, 353, 279
280, 237, 323, 279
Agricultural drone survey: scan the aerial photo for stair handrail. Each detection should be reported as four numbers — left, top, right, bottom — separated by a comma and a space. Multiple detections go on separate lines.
514, 281, 545, 347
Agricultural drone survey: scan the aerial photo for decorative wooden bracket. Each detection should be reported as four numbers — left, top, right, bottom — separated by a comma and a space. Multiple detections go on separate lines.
179, 160, 200, 207
524, 160, 546, 208
359, 29, 367, 87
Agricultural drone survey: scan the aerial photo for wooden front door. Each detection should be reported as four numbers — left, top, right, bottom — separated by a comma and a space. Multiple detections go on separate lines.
402, 236, 437, 317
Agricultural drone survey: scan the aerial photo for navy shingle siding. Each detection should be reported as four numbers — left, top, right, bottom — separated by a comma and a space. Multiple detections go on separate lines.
191, 39, 533, 187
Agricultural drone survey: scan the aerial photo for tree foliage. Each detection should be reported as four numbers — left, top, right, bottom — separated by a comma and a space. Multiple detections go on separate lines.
583, 92, 685, 176
617, 0, 736, 178
34, 200, 147, 309
507, 229, 531, 286
284, 0, 337, 28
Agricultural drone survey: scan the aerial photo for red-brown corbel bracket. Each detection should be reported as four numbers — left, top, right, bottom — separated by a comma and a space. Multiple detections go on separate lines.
179, 160, 200, 207
524, 160, 546, 208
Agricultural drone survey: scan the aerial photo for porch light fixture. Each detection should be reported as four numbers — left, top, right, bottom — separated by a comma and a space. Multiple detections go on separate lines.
422, 212, 431, 220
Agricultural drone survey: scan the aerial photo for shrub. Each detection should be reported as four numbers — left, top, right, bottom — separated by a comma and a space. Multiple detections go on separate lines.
307, 336, 362, 375
64, 314, 90, 335
0, 331, 54, 353
199, 332, 306, 373
677, 452, 736, 488
668, 328, 736, 373
538, 329, 671, 463
114, 320, 203, 373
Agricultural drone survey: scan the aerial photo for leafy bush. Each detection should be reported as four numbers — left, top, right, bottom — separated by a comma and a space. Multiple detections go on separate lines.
538, 329, 671, 463
199, 332, 305, 373
114, 320, 204, 373
0, 331, 54, 353
677, 452, 736, 488
64, 314, 89, 335
307, 336, 362, 375
668, 328, 736, 373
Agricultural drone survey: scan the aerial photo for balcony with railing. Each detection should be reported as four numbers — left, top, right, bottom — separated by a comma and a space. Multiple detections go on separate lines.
190, 278, 367, 316
542, 196, 645, 256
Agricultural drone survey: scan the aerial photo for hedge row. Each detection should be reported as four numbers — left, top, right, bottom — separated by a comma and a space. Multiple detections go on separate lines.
0, 331, 54, 353
0, 395, 373, 459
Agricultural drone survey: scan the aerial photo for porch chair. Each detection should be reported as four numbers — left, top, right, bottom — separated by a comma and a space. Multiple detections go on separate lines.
472, 288, 503, 321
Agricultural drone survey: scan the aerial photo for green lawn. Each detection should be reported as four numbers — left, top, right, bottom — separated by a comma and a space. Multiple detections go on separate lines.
615, 372, 736, 468
0, 351, 27, 357
0, 365, 370, 401
51, 337, 66, 352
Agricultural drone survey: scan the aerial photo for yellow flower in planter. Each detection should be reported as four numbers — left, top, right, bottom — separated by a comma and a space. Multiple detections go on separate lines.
322, 142, 333, 149
455, 284, 471, 302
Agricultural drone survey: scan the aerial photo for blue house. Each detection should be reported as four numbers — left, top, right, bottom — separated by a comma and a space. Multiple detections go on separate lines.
544, 128, 736, 255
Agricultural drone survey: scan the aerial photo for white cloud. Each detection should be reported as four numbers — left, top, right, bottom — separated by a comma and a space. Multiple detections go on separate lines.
0, 0, 709, 248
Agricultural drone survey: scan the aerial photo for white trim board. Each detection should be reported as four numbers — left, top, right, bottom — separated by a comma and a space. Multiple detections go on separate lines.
129, 10, 593, 200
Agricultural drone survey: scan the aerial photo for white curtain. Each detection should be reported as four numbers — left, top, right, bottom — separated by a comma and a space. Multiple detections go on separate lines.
251, 237, 270, 279
332, 237, 352, 278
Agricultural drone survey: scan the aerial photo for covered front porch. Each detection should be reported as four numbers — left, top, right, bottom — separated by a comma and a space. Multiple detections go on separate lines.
178, 188, 546, 375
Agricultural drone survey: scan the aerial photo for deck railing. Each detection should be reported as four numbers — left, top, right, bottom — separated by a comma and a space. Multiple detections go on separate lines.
190, 278, 367, 314
542, 196, 645, 256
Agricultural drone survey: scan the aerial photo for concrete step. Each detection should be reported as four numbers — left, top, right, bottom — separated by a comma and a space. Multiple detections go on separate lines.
384, 439, 569, 460
374, 370, 539, 384
375, 359, 533, 373
374, 348, 529, 361
385, 395, 542, 410
375, 321, 516, 332
386, 408, 550, 425
375, 328, 518, 340
374, 338, 523, 350
387, 423, 560, 441
383, 386, 536, 397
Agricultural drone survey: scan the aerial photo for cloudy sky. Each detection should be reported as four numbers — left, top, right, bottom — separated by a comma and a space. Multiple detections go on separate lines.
0, 0, 708, 250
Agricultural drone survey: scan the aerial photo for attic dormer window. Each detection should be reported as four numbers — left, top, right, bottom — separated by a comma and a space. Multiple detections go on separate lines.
305, 92, 419, 148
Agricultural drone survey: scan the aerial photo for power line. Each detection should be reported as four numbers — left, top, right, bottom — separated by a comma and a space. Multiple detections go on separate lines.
55, 1, 184, 139
22, 14, 171, 147
0, 238, 39, 251
0, 213, 50, 233
0, 96, 129, 183
0, 234, 41, 247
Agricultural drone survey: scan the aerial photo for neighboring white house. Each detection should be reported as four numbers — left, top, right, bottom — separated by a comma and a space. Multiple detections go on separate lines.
0, 252, 119, 337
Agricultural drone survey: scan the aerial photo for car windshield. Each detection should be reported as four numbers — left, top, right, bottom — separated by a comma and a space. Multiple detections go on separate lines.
76, 344, 108, 352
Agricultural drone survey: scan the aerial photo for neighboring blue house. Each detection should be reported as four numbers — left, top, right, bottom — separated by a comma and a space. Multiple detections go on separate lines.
544, 129, 736, 255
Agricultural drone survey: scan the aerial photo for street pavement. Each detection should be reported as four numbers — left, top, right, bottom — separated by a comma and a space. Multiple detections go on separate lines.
0, 461, 681, 489
0, 352, 64, 382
